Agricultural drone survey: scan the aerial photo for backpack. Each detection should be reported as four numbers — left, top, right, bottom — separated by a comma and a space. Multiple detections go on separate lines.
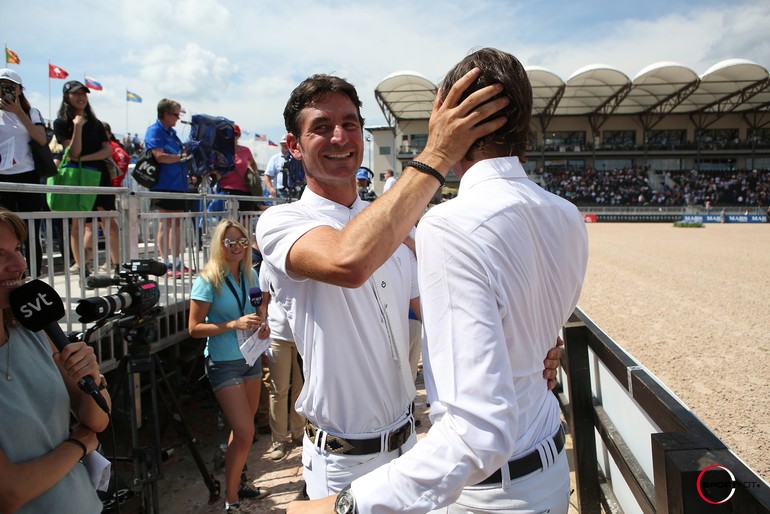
131, 149, 160, 188
186, 114, 235, 178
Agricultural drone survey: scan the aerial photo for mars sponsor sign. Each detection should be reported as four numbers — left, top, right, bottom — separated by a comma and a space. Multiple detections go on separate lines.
681, 214, 768, 223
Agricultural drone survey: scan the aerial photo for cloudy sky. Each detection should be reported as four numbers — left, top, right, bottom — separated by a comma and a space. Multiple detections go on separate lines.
5, 0, 769, 143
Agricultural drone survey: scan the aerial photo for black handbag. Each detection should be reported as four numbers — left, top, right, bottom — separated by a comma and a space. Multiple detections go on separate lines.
29, 140, 58, 178
131, 149, 160, 188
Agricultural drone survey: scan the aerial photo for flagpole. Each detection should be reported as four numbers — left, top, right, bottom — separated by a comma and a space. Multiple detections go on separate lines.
4, 42, 7, 65
48, 58, 51, 123
126, 89, 129, 137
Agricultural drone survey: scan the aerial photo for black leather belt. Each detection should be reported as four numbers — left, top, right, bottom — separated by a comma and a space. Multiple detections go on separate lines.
477, 427, 566, 484
305, 420, 412, 456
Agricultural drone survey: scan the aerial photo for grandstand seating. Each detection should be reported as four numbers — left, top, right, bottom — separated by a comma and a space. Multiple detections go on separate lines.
539, 166, 770, 208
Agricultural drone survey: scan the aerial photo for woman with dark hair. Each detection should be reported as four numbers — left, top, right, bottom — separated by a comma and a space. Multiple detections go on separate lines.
0, 208, 111, 513
53, 80, 120, 275
0, 68, 48, 275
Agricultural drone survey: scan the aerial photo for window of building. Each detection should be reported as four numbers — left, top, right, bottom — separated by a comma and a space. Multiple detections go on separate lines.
601, 130, 636, 150
410, 134, 428, 152
697, 129, 739, 150
646, 158, 684, 171
747, 128, 770, 147
543, 131, 586, 152
379, 146, 391, 155
595, 159, 633, 170
647, 129, 687, 149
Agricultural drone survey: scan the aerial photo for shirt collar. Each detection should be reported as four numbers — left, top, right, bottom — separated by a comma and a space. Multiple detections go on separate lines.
155, 119, 175, 135
457, 156, 527, 196
298, 186, 370, 223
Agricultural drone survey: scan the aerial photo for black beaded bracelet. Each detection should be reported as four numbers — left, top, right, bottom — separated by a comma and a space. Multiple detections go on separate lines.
406, 160, 446, 187
64, 438, 88, 460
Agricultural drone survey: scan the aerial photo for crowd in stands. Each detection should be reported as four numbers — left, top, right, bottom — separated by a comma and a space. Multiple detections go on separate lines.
662, 169, 769, 208
540, 166, 770, 208
541, 166, 656, 206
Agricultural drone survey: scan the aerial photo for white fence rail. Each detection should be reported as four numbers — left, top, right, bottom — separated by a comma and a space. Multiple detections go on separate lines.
3, 181, 275, 372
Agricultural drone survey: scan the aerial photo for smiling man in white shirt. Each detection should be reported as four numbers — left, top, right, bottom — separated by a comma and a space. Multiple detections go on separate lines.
289, 48, 588, 514
257, 70, 512, 500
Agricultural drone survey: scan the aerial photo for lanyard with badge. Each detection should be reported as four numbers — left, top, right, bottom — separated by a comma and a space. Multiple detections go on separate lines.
225, 270, 247, 317
225, 271, 251, 353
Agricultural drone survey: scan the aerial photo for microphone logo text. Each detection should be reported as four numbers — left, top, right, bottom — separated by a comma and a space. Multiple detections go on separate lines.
18, 292, 55, 318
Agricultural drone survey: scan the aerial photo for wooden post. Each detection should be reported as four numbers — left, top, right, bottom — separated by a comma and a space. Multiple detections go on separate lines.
564, 318, 602, 513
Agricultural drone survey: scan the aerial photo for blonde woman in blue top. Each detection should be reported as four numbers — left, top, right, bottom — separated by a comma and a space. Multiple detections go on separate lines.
189, 219, 270, 512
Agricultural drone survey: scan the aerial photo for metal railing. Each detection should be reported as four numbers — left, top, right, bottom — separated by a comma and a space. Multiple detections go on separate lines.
3, 181, 276, 373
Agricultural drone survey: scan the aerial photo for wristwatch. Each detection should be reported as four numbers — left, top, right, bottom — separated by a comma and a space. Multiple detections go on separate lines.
334, 484, 356, 514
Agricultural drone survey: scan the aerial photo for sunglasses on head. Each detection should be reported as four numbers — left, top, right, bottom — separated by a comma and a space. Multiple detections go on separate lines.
223, 237, 249, 248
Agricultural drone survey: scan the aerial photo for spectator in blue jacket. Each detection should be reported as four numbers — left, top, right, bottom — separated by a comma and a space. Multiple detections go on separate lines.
144, 99, 190, 277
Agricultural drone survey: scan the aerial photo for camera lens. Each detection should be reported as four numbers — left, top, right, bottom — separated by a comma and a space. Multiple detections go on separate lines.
76, 292, 132, 323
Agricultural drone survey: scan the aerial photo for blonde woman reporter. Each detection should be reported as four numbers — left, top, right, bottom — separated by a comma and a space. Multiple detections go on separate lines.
188, 219, 270, 513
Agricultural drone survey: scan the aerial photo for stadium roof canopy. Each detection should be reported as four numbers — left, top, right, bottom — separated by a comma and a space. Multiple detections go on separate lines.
374, 71, 437, 127
373, 60, 770, 127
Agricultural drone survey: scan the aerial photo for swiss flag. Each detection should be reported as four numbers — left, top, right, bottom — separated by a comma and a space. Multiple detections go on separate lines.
48, 63, 69, 79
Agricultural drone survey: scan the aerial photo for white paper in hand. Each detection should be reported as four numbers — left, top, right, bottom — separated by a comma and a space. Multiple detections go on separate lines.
83, 451, 112, 491
238, 329, 270, 366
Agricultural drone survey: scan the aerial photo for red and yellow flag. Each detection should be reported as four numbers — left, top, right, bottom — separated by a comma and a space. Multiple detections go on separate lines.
5, 47, 20, 65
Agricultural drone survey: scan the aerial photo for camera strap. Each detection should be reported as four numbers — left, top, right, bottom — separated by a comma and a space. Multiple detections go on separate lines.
224, 271, 247, 316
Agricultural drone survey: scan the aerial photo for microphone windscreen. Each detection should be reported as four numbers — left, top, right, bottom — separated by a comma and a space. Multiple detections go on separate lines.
248, 286, 262, 307
9, 280, 66, 330
147, 260, 169, 276
85, 274, 117, 289
125, 260, 168, 277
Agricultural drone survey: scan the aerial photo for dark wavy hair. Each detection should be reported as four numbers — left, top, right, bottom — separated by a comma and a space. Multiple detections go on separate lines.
440, 47, 533, 162
0, 209, 27, 327
283, 74, 365, 137
56, 91, 98, 125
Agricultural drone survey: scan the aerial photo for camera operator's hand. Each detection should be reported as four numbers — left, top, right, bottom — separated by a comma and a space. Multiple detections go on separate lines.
234, 313, 263, 332
53, 341, 101, 385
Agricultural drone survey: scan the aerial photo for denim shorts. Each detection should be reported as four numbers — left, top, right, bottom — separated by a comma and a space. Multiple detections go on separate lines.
205, 356, 262, 392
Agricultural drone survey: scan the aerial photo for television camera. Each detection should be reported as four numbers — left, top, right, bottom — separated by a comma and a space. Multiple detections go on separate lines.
76, 259, 166, 324
77, 259, 221, 511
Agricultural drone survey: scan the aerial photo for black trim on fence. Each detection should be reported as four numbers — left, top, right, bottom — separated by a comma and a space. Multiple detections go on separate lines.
561, 307, 770, 513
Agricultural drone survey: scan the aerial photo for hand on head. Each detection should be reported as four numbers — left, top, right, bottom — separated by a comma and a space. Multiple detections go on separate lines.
422, 67, 509, 168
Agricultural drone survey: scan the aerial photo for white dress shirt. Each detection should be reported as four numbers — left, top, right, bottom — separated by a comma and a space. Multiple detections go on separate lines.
256, 187, 419, 435
353, 156, 588, 512
383, 175, 396, 193
264, 151, 287, 191
259, 265, 293, 342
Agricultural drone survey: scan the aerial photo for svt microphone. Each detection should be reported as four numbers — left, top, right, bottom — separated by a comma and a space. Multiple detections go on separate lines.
249, 287, 263, 309
9, 280, 110, 414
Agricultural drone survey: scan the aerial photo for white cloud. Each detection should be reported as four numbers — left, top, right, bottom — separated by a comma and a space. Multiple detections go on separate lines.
5, 0, 769, 140
130, 43, 236, 100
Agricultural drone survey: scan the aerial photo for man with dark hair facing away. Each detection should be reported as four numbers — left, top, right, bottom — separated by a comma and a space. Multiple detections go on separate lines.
288, 48, 587, 514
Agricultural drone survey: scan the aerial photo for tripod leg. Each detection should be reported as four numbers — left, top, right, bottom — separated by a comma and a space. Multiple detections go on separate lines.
126, 361, 162, 514
152, 354, 221, 503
